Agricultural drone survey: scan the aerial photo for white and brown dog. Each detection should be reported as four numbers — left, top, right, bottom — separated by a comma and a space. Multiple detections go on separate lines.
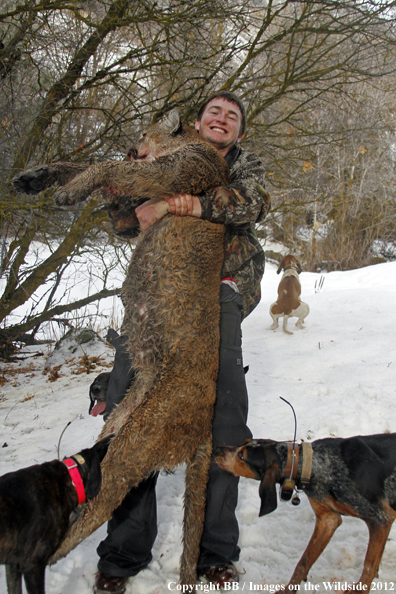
269, 255, 309, 335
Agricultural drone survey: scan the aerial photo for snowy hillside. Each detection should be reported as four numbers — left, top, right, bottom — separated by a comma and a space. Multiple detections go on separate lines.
0, 260, 395, 593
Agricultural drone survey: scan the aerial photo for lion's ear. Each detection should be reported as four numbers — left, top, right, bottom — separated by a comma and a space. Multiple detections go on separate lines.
159, 108, 182, 135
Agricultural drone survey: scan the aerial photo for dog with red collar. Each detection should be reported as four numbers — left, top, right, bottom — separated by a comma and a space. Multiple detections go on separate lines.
0, 435, 111, 594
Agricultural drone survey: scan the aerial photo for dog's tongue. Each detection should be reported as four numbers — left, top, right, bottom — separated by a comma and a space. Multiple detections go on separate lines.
90, 401, 106, 417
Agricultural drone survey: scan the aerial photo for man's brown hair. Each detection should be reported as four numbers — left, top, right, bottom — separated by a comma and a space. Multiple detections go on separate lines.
196, 91, 247, 136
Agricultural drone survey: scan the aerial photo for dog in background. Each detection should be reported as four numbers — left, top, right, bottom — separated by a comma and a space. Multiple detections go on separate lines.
0, 436, 111, 594
269, 254, 309, 335
89, 327, 137, 419
89, 372, 110, 417
215, 434, 396, 590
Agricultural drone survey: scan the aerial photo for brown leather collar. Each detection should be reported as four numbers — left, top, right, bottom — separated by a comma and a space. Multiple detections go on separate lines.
300, 442, 313, 488
283, 441, 313, 488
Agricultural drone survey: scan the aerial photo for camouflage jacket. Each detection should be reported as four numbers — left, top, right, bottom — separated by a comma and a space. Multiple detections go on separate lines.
199, 145, 271, 319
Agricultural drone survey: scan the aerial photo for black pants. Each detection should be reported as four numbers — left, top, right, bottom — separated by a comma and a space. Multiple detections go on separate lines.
97, 285, 252, 577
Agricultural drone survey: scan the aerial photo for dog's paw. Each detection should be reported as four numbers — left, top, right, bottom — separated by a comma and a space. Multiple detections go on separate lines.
12, 166, 52, 195
54, 186, 91, 206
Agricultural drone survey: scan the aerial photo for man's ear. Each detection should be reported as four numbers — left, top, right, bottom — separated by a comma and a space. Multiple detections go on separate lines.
237, 133, 244, 143
258, 464, 279, 517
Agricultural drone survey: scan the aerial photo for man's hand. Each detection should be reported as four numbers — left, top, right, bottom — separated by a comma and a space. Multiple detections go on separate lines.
135, 199, 170, 231
135, 194, 202, 232
166, 194, 202, 218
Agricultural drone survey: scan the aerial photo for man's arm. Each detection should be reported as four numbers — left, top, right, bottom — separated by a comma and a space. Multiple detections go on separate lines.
166, 152, 270, 226
135, 198, 171, 232
136, 151, 270, 231
166, 194, 202, 217
136, 194, 202, 230
198, 153, 270, 227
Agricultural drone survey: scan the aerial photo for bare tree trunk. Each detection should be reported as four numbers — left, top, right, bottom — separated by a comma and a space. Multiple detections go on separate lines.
0, 200, 103, 325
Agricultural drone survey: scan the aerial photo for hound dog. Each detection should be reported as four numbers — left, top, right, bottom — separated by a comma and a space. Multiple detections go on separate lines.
88, 328, 137, 419
0, 436, 111, 594
215, 434, 396, 590
89, 372, 110, 417
269, 255, 309, 334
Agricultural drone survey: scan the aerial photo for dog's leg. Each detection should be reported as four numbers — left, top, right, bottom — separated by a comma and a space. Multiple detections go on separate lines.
282, 315, 293, 335
23, 563, 46, 594
294, 302, 310, 329
5, 564, 23, 594
357, 518, 394, 589
269, 304, 280, 330
286, 499, 342, 587
180, 437, 212, 585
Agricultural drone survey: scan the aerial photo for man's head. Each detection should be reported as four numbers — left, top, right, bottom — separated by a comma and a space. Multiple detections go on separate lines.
195, 91, 246, 156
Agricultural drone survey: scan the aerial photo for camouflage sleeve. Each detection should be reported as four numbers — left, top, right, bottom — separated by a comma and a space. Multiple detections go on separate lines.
198, 151, 271, 226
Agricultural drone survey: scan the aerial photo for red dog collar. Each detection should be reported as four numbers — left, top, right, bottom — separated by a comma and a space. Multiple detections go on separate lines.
63, 457, 86, 504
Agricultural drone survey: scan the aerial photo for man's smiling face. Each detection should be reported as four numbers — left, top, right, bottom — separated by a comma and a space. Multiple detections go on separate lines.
195, 97, 244, 156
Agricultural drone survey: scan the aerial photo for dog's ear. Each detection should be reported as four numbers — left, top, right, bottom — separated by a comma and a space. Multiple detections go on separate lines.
296, 261, 302, 274
258, 464, 279, 516
276, 258, 285, 274
85, 435, 113, 500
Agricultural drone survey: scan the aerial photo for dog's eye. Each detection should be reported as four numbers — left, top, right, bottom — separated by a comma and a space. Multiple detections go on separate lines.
238, 451, 244, 461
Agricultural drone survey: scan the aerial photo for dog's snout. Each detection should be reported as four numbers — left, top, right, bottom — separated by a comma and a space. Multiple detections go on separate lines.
91, 385, 101, 396
213, 446, 224, 457
213, 445, 237, 458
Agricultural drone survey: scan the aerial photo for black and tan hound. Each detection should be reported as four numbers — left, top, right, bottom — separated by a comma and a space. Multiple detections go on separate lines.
215, 434, 396, 590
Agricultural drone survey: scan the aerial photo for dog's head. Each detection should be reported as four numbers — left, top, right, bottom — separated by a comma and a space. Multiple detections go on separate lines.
89, 372, 110, 417
214, 439, 282, 517
277, 255, 302, 275
77, 435, 113, 500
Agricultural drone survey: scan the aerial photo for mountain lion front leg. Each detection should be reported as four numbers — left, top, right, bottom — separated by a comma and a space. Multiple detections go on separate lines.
54, 161, 138, 206
54, 147, 227, 207
12, 162, 89, 195
53, 159, 177, 207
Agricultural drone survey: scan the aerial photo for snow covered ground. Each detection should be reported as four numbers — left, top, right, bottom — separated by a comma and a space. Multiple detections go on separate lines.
0, 259, 395, 593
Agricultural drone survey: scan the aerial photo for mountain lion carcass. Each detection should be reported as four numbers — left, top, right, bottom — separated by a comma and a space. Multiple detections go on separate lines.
13, 109, 229, 585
